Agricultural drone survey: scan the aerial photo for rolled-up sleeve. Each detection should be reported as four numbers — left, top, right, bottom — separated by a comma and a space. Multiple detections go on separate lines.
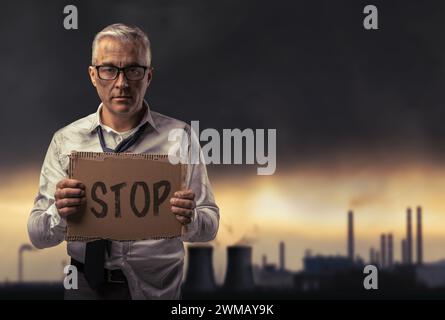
28, 132, 68, 249
180, 126, 219, 242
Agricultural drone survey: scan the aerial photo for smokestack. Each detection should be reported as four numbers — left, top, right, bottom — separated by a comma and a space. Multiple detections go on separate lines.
347, 210, 354, 261
183, 246, 216, 292
417, 206, 423, 266
262, 254, 267, 269
406, 207, 413, 265
387, 233, 394, 267
375, 250, 380, 267
279, 242, 285, 271
18, 244, 34, 282
369, 247, 376, 265
224, 245, 255, 291
401, 239, 407, 265
380, 234, 387, 268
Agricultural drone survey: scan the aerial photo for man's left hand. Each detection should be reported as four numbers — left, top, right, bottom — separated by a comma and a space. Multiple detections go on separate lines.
170, 189, 195, 225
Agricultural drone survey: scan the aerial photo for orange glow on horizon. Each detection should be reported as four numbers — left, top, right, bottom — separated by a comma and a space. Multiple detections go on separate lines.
1, 159, 445, 281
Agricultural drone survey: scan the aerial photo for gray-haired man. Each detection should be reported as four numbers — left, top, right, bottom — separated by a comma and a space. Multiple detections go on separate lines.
27, 23, 219, 300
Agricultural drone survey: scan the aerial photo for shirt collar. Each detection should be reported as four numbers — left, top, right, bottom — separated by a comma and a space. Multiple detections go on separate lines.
89, 100, 158, 134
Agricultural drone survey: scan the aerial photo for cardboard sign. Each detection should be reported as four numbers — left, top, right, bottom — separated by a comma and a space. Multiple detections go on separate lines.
66, 152, 186, 241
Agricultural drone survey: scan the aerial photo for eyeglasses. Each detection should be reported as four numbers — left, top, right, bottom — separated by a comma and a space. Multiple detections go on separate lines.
94, 65, 149, 81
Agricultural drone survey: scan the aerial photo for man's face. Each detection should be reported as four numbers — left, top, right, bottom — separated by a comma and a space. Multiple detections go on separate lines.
88, 37, 152, 118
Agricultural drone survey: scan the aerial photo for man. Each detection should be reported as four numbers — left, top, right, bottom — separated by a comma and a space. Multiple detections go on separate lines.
27, 23, 219, 300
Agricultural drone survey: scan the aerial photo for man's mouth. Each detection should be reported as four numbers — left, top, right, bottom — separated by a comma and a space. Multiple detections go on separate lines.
113, 96, 132, 100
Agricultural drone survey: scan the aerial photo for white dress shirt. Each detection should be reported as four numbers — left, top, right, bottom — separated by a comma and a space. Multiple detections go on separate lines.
27, 101, 219, 299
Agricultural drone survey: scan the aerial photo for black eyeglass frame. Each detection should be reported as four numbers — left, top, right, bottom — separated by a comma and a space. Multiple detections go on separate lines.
94, 65, 151, 81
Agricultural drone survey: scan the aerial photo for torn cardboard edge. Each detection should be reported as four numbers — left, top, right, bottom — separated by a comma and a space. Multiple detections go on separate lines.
66, 151, 187, 242
69, 151, 188, 189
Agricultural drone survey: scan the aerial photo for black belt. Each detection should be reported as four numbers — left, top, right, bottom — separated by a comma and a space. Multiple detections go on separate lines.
71, 258, 128, 284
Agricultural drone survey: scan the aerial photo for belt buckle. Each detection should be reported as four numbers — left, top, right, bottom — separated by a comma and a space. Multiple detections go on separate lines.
106, 270, 126, 284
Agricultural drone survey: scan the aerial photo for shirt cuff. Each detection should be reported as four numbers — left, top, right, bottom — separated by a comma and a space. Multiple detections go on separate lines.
180, 208, 199, 241
48, 202, 67, 230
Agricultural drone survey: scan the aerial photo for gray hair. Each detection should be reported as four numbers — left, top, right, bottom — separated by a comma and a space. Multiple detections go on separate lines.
91, 23, 152, 66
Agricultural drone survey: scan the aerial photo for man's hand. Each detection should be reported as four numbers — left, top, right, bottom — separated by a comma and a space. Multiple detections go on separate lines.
170, 190, 195, 225
54, 179, 86, 218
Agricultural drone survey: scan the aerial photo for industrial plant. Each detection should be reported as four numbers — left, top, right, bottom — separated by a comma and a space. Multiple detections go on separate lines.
182, 206, 445, 299
2, 206, 445, 299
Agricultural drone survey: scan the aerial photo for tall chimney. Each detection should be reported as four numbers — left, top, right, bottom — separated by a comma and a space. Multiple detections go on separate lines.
375, 250, 380, 267
224, 245, 255, 291
406, 207, 413, 265
18, 244, 34, 282
387, 233, 394, 267
279, 242, 285, 271
417, 206, 423, 266
347, 210, 354, 261
183, 246, 216, 292
262, 254, 267, 269
380, 234, 387, 268
401, 239, 407, 265
369, 247, 376, 265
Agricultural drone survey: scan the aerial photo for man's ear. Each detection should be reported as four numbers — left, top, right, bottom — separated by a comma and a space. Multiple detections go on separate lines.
145, 68, 153, 89
88, 66, 97, 87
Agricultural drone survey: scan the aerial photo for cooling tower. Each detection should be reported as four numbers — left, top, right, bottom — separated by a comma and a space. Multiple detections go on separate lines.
223, 245, 255, 291
183, 246, 216, 292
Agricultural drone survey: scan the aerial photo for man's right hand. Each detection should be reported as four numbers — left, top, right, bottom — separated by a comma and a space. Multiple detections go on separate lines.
55, 179, 86, 218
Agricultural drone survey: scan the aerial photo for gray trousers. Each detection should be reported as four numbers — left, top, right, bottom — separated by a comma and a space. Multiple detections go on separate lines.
64, 271, 132, 300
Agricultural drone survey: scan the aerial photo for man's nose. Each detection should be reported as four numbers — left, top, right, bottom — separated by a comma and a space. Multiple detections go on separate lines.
114, 70, 129, 88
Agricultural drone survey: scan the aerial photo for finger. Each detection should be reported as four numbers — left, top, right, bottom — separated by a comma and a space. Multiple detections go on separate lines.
55, 188, 85, 199
58, 206, 79, 217
169, 198, 195, 209
171, 206, 193, 218
175, 215, 191, 225
173, 189, 195, 200
56, 197, 86, 209
56, 179, 85, 190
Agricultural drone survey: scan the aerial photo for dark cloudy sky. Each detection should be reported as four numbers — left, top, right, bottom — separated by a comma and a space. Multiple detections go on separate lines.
2, 0, 445, 168
4, 1, 445, 281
